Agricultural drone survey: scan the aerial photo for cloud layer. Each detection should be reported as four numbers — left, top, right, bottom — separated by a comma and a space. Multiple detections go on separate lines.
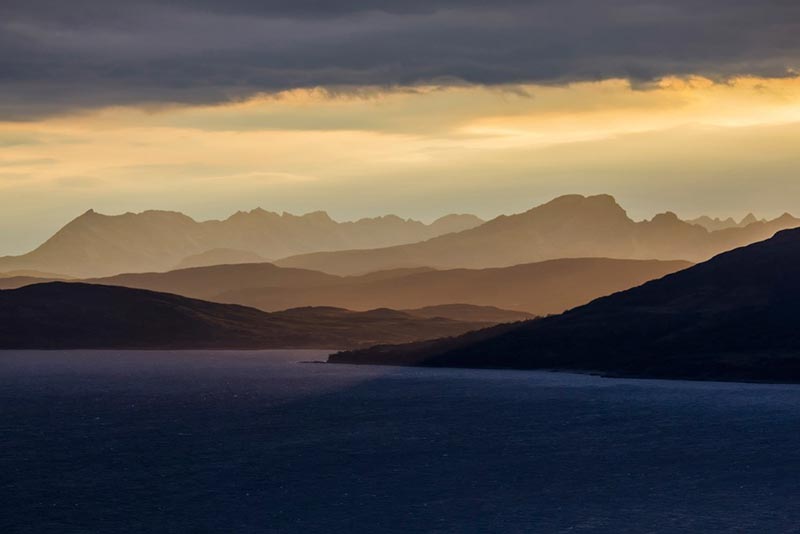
2, 0, 799, 118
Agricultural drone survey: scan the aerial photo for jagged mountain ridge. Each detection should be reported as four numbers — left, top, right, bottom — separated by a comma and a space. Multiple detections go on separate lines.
277, 195, 800, 275
0, 209, 483, 277
686, 214, 765, 232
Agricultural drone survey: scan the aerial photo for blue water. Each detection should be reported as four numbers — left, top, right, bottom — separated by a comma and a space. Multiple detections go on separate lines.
2, 350, 800, 533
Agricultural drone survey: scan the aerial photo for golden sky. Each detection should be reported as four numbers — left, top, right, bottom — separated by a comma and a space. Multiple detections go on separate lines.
2, 76, 800, 254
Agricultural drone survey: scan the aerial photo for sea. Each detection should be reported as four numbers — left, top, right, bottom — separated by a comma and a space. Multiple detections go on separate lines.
2, 350, 799, 533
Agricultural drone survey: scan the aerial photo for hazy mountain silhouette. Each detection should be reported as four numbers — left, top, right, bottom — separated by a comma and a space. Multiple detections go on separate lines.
0, 209, 483, 277
0, 283, 498, 350
213, 259, 690, 314
173, 248, 267, 270
740, 213, 761, 227
87, 263, 342, 301
277, 195, 800, 275
82, 258, 689, 315
333, 228, 800, 382
687, 214, 766, 232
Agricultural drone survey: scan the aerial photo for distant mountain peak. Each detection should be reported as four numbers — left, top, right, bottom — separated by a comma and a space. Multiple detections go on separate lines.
523, 194, 630, 224
652, 211, 680, 221
542, 193, 616, 205
433, 213, 482, 223
250, 207, 273, 216
73, 208, 101, 222
296, 210, 335, 223
526, 193, 620, 211
740, 213, 759, 226
226, 208, 280, 222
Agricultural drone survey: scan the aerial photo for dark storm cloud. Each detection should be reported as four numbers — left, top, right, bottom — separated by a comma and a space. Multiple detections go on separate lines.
1, 0, 798, 118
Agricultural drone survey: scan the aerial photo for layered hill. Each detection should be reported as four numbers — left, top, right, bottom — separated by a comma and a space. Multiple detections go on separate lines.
81, 258, 690, 315
0, 283, 496, 350
0, 209, 483, 277
333, 228, 800, 383
278, 195, 799, 275
210, 258, 690, 315
173, 248, 267, 270
89, 263, 341, 302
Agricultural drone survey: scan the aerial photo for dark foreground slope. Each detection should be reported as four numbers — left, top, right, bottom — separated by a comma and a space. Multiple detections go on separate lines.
0, 275, 62, 290
333, 229, 800, 382
0, 283, 494, 350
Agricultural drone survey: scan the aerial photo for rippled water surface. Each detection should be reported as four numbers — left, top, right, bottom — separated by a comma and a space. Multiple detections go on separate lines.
2, 350, 800, 533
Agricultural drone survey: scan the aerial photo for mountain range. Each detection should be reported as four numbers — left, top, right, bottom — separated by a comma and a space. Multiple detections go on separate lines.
333, 228, 800, 382
2, 195, 796, 280
686, 214, 764, 232
0, 283, 510, 350
0, 209, 483, 277
278, 195, 800, 275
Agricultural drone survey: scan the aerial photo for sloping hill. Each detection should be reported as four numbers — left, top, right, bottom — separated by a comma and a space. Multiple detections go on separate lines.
278, 195, 799, 275
0, 283, 493, 350
332, 228, 800, 383
89, 263, 341, 301
173, 248, 267, 270
0, 276, 62, 290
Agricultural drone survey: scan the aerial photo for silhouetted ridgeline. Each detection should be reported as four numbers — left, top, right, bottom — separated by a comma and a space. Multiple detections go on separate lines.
173, 248, 267, 269
332, 228, 800, 383
0, 276, 63, 290
0, 283, 499, 350
83, 257, 690, 315
2, 195, 796, 279
279, 195, 800, 275
686, 214, 763, 232
0, 210, 483, 277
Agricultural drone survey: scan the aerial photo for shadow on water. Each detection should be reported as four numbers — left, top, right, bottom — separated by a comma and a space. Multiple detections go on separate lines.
2, 350, 800, 533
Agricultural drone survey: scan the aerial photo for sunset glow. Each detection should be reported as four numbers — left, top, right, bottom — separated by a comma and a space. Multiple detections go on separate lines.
3, 76, 800, 253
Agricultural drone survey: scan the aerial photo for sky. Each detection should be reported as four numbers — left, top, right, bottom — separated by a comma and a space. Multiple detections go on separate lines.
1, 0, 800, 255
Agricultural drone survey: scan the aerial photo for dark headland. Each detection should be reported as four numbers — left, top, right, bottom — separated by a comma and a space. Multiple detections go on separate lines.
332, 228, 800, 383
0, 282, 499, 350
